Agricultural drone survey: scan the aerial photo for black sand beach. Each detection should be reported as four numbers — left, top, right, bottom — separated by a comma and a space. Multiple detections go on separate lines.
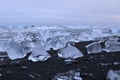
0, 41, 120, 80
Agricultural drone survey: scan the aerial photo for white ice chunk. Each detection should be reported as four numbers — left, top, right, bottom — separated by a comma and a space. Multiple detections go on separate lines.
107, 70, 120, 80
104, 40, 120, 52
28, 41, 51, 62
45, 37, 64, 50
58, 43, 83, 59
0, 44, 6, 52
6, 41, 27, 60
52, 70, 83, 80
86, 42, 103, 54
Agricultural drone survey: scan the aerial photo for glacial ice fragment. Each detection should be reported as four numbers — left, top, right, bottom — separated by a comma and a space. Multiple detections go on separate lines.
6, 41, 27, 60
104, 40, 120, 52
52, 70, 83, 80
28, 41, 51, 62
86, 42, 103, 54
58, 42, 83, 59
107, 70, 120, 80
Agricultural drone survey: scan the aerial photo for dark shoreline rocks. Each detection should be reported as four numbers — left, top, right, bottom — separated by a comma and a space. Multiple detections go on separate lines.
0, 41, 120, 80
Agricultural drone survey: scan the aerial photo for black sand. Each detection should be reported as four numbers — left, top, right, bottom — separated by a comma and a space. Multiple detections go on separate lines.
0, 41, 120, 80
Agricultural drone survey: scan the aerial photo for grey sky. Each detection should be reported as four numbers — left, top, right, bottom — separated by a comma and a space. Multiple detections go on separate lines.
0, 0, 120, 26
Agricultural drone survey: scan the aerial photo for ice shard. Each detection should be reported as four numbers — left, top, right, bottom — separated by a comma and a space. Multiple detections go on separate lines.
104, 40, 120, 52
6, 41, 27, 60
45, 37, 64, 50
86, 42, 103, 54
28, 41, 51, 62
52, 70, 83, 80
58, 42, 83, 59
107, 70, 120, 80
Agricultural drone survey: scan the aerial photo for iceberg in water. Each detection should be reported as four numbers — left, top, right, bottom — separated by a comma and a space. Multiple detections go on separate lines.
58, 42, 83, 59
107, 70, 120, 80
86, 42, 103, 54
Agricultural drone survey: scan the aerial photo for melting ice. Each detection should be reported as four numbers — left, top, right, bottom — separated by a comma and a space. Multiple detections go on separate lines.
0, 26, 119, 61
107, 70, 120, 80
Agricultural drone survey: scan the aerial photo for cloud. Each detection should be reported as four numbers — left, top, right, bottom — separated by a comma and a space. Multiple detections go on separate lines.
0, 0, 120, 26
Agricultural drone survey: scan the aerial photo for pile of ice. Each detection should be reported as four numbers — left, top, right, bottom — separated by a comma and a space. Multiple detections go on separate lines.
52, 70, 83, 80
86, 36, 120, 54
107, 70, 120, 80
0, 26, 120, 61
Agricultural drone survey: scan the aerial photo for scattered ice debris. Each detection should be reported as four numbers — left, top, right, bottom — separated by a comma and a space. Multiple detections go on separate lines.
28, 53, 51, 62
29, 73, 36, 79
52, 70, 83, 80
21, 66, 27, 70
107, 70, 120, 80
58, 42, 83, 59
81, 72, 89, 77
98, 63, 112, 66
0, 26, 120, 61
104, 40, 120, 52
86, 42, 103, 54
29, 73, 41, 79
113, 62, 120, 65
64, 59, 79, 66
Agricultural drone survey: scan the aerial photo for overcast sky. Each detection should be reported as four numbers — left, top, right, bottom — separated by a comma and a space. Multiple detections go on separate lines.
0, 0, 120, 26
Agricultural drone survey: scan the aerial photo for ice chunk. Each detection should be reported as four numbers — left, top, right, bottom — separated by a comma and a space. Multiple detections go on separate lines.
6, 41, 27, 60
45, 37, 64, 50
86, 42, 103, 54
104, 40, 120, 52
58, 42, 83, 59
113, 62, 120, 65
0, 44, 6, 52
52, 70, 83, 80
28, 41, 51, 62
107, 70, 120, 80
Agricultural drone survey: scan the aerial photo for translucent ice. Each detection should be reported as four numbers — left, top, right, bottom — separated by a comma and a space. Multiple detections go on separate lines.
58, 42, 83, 59
0, 26, 120, 61
28, 41, 51, 62
104, 40, 120, 52
52, 70, 83, 80
107, 70, 120, 80
6, 41, 27, 60
86, 42, 103, 54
